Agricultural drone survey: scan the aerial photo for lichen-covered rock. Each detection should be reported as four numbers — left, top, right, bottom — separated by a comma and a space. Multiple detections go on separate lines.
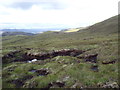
102, 82, 119, 88
71, 82, 84, 88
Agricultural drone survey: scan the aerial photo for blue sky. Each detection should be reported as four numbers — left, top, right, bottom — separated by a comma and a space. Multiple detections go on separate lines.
0, 0, 119, 29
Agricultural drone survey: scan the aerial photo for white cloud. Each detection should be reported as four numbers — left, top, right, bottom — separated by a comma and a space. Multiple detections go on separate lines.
0, 0, 119, 29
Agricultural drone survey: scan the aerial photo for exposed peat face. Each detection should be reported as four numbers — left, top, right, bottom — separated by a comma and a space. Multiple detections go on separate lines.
91, 65, 99, 72
9, 75, 33, 88
102, 60, 117, 64
78, 53, 98, 63
47, 81, 65, 88
24, 49, 85, 61
29, 68, 51, 76
35, 68, 51, 76
2, 49, 102, 65
3, 49, 86, 63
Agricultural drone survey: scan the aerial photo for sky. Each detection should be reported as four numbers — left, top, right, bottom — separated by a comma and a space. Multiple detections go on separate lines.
0, 0, 119, 29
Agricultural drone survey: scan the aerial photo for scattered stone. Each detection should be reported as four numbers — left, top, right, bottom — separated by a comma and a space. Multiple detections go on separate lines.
48, 81, 65, 88
70, 52, 76, 56
97, 82, 103, 87
23, 81, 38, 88
71, 82, 83, 88
28, 59, 37, 63
31, 59, 37, 62
102, 82, 119, 88
63, 76, 70, 81
58, 61, 62, 64
56, 56, 60, 61
63, 65, 67, 68
71, 63, 74, 65
28, 61, 32, 63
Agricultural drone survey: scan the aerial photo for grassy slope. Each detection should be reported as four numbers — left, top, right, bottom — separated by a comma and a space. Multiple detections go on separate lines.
64, 28, 80, 32
79, 15, 118, 34
2, 15, 119, 88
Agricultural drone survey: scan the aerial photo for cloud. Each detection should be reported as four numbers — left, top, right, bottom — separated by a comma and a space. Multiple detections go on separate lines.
0, 0, 67, 10
0, 0, 119, 29
10, 2, 38, 10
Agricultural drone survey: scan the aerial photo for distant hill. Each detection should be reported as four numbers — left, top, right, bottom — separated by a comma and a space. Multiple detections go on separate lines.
61, 14, 118, 34
2, 31, 35, 36
1, 28, 64, 33
61, 27, 85, 33
78, 15, 118, 34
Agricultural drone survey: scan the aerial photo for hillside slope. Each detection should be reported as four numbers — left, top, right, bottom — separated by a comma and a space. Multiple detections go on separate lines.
78, 15, 118, 34
2, 15, 119, 88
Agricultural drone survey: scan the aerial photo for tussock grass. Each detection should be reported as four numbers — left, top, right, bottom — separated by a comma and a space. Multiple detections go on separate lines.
2, 15, 119, 88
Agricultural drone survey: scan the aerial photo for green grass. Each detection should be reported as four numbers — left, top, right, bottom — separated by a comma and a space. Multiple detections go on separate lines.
2, 32, 118, 88
2, 56, 118, 88
2, 15, 119, 88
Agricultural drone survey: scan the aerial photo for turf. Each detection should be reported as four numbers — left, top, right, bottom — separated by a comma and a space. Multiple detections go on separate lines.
1, 15, 119, 88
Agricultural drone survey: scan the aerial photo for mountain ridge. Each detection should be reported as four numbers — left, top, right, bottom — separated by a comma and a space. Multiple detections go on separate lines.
2, 31, 35, 36
77, 15, 118, 34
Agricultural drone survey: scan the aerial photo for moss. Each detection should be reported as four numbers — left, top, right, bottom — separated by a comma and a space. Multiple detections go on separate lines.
2, 16, 119, 88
